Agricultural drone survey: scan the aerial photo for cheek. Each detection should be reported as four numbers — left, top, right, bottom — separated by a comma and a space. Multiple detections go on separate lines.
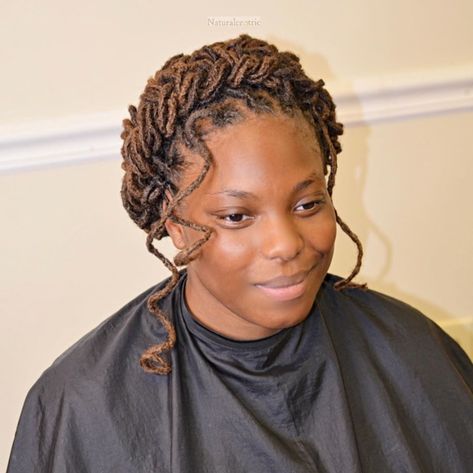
306, 209, 337, 254
195, 230, 254, 273
322, 217, 337, 250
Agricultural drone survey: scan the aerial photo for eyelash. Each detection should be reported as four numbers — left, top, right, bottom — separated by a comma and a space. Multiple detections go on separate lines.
217, 200, 324, 226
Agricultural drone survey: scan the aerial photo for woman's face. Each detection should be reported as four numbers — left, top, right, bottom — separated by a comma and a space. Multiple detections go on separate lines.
165, 112, 337, 340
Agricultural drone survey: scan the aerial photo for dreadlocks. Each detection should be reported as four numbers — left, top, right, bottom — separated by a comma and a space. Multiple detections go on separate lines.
120, 34, 366, 375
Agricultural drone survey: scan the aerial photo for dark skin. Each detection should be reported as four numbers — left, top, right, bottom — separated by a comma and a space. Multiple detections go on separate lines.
165, 111, 337, 341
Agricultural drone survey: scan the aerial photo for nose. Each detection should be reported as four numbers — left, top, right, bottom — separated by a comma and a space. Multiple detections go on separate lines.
259, 213, 304, 262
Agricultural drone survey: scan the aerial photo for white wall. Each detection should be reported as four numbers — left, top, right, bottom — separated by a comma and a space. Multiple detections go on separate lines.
1, 0, 472, 468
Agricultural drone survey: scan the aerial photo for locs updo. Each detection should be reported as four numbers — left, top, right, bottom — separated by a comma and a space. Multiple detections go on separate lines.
120, 34, 365, 375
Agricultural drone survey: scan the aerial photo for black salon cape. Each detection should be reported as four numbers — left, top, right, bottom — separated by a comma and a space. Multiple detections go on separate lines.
7, 271, 473, 473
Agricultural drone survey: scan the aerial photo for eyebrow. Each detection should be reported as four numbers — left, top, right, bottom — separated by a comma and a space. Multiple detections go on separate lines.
207, 171, 324, 200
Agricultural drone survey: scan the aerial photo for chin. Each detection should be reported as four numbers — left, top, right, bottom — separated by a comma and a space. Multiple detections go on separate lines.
262, 300, 315, 331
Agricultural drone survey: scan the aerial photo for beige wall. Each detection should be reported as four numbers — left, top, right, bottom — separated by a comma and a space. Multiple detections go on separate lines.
1, 0, 472, 468
2, 0, 473, 125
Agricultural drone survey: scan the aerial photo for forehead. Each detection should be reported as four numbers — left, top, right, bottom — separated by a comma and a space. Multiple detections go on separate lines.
180, 112, 325, 192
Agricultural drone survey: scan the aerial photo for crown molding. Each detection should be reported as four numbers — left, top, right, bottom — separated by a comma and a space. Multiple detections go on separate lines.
1, 66, 472, 173
0, 111, 123, 173
334, 65, 473, 125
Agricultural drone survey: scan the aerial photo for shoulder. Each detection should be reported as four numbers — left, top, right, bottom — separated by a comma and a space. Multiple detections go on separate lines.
321, 273, 435, 333
319, 273, 473, 390
28, 270, 182, 401
9, 273, 184, 472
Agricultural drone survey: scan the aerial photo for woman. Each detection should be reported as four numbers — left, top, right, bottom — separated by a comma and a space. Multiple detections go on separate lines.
8, 34, 473, 472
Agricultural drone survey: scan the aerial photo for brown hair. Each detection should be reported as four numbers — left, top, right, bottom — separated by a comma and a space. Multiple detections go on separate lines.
120, 34, 366, 375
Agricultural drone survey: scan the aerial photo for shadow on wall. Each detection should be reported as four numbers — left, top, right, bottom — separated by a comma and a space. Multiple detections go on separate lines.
267, 35, 462, 326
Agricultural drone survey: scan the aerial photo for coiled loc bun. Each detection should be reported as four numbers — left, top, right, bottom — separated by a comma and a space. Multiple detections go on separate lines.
120, 34, 366, 375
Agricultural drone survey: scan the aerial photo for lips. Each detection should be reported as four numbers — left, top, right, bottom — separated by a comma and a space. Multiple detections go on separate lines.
254, 266, 314, 302
255, 268, 312, 288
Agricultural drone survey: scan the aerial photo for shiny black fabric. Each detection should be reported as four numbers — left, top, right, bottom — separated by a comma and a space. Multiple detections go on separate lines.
8, 270, 473, 472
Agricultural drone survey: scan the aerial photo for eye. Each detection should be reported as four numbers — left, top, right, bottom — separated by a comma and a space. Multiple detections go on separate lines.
295, 199, 324, 212
218, 213, 251, 224
225, 213, 247, 222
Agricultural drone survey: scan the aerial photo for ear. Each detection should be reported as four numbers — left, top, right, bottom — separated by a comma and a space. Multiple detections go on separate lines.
165, 217, 187, 250
163, 198, 187, 250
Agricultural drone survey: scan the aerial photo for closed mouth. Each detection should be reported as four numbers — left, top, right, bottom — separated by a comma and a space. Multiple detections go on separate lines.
254, 264, 316, 301
255, 264, 315, 289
